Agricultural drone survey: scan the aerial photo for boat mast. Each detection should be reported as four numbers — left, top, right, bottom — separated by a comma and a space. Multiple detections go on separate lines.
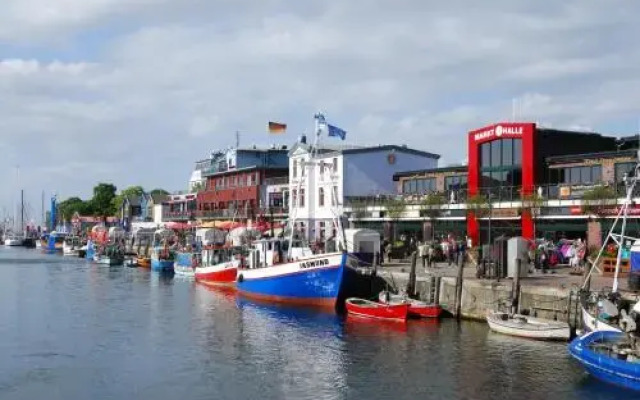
21, 189, 24, 234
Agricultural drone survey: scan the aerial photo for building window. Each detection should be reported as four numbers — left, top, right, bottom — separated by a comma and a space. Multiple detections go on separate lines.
561, 165, 604, 185
299, 189, 305, 207
403, 180, 411, 194
293, 160, 298, 177
479, 138, 523, 193
292, 189, 297, 208
331, 186, 337, 206
319, 188, 325, 207
319, 221, 326, 239
332, 158, 338, 173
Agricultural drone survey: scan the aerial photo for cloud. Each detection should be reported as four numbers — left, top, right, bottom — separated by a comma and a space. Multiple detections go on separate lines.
1, 1, 640, 212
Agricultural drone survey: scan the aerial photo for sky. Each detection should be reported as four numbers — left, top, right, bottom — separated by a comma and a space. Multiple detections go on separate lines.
1, 0, 639, 221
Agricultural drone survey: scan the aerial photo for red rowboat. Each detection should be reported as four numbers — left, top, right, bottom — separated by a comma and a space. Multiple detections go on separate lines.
345, 298, 409, 322
378, 291, 442, 319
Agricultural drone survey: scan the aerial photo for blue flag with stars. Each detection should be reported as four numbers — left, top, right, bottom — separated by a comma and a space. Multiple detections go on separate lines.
327, 124, 346, 140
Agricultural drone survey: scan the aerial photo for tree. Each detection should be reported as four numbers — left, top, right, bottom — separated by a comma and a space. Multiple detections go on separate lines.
112, 185, 145, 213
582, 185, 617, 218
189, 182, 205, 194
466, 194, 490, 218
91, 183, 118, 217
420, 193, 445, 240
383, 197, 406, 241
58, 197, 85, 221
520, 192, 545, 239
150, 188, 170, 197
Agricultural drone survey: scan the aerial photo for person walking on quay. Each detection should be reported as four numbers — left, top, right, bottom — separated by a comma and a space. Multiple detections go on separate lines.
427, 243, 435, 268
458, 240, 466, 267
418, 241, 428, 268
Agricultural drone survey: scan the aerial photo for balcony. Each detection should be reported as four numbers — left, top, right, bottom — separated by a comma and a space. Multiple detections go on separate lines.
195, 207, 288, 220
264, 177, 289, 186
162, 210, 196, 221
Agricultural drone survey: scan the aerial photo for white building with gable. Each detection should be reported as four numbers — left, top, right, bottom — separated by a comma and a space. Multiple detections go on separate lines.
288, 136, 439, 241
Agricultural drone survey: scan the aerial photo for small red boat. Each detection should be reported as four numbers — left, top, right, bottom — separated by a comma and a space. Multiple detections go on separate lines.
345, 298, 409, 322
378, 291, 442, 319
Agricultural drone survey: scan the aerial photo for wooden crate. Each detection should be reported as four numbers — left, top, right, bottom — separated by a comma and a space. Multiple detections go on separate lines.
601, 257, 630, 278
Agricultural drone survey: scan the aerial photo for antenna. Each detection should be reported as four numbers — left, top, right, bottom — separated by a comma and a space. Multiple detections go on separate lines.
511, 98, 516, 122
236, 131, 240, 149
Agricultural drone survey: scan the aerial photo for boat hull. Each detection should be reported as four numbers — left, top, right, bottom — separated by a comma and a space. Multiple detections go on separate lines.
4, 239, 23, 246
237, 253, 348, 308
408, 303, 443, 319
581, 305, 621, 333
346, 298, 409, 321
486, 311, 571, 340
195, 260, 239, 287
137, 257, 151, 268
93, 256, 124, 266
174, 252, 196, 277
569, 331, 640, 391
151, 259, 174, 272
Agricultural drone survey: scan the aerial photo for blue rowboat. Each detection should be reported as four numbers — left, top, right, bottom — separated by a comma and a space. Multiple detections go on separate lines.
569, 330, 640, 391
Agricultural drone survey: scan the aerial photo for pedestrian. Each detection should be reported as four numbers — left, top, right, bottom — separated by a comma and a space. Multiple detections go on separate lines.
418, 241, 427, 268
441, 240, 449, 268
458, 240, 466, 267
427, 244, 434, 268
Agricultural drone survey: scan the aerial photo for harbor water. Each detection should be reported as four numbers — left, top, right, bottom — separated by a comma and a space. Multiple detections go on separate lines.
0, 248, 629, 400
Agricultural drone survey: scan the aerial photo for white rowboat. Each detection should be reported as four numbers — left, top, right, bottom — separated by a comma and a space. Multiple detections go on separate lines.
486, 310, 571, 341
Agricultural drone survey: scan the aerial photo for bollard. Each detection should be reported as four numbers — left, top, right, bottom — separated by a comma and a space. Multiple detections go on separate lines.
406, 251, 418, 297
511, 258, 521, 315
455, 257, 465, 319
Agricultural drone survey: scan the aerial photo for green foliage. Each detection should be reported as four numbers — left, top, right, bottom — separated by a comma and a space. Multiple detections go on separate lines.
383, 197, 406, 220
582, 185, 616, 216
420, 193, 445, 219
91, 183, 118, 217
520, 193, 544, 216
189, 182, 205, 193
58, 197, 91, 221
466, 194, 489, 218
112, 185, 145, 213
150, 188, 170, 197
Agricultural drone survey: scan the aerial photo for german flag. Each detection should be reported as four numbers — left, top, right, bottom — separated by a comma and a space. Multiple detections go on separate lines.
268, 121, 287, 134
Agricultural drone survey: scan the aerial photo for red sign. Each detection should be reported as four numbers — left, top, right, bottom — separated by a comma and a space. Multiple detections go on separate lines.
471, 123, 525, 143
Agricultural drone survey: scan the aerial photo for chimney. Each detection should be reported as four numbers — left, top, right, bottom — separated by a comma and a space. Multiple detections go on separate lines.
299, 135, 307, 144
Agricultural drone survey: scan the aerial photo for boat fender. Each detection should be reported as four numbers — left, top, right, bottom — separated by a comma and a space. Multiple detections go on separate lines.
238, 274, 244, 283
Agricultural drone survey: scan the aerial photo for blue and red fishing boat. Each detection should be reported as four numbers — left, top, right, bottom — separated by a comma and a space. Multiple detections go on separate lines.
237, 240, 355, 308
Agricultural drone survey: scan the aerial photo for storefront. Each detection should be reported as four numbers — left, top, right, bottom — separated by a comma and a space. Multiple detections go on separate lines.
466, 122, 619, 246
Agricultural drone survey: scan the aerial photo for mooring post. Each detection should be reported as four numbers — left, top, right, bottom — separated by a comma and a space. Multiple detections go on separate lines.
512, 258, 521, 315
455, 256, 465, 319
407, 251, 418, 297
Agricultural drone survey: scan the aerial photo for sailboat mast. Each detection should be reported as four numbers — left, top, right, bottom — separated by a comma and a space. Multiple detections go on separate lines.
21, 189, 24, 233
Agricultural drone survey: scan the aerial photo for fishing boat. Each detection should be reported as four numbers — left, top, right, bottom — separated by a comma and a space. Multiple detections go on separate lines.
569, 331, 640, 391
150, 229, 175, 272
4, 233, 24, 246
62, 236, 82, 256
174, 251, 198, 277
486, 310, 571, 341
93, 244, 124, 266
195, 247, 241, 286
579, 155, 640, 334
236, 113, 364, 309
137, 256, 151, 268
45, 231, 67, 252
345, 298, 409, 321
378, 290, 442, 319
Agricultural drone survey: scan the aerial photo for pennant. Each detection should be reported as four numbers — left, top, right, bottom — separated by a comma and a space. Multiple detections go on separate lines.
268, 121, 287, 134
327, 124, 346, 140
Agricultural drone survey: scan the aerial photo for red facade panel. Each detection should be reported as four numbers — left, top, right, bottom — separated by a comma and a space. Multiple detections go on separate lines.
467, 122, 537, 245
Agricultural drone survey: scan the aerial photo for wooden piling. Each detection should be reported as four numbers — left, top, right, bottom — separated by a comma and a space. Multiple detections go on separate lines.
407, 251, 417, 297
511, 258, 521, 315
454, 258, 465, 319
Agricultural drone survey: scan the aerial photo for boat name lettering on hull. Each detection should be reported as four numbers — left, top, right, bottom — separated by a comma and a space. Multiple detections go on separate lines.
299, 259, 330, 269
